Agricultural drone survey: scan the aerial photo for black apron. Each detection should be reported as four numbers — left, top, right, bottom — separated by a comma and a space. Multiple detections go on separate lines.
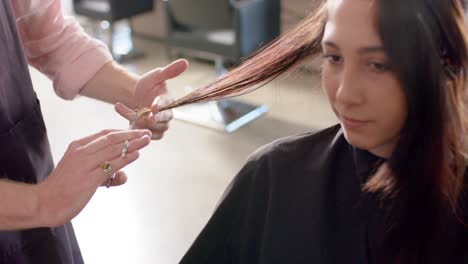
0, 0, 83, 263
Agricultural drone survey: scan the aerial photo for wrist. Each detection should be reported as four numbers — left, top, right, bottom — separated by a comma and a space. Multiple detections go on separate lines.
106, 61, 139, 108
80, 61, 139, 107
0, 180, 54, 230
30, 183, 48, 227
32, 182, 61, 227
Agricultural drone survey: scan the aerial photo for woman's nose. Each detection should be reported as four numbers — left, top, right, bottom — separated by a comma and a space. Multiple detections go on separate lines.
335, 66, 365, 106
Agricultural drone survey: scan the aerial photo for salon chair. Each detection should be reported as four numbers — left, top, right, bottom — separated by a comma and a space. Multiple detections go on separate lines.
163, 0, 280, 132
73, 0, 154, 62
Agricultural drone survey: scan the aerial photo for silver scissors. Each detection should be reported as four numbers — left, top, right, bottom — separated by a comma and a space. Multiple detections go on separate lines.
106, 109, 146, 188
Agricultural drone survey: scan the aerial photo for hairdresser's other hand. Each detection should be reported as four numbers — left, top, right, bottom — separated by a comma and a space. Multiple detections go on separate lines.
115, 59, 189, 140
35, 129, 152, 227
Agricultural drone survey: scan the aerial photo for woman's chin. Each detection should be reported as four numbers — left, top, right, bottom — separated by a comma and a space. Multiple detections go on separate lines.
342, 129, 396, 158
342, 130, 375, 151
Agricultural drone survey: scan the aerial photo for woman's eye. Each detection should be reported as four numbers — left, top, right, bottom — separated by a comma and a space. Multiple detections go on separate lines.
369, 62, 390, 72
323, 54, 343, 65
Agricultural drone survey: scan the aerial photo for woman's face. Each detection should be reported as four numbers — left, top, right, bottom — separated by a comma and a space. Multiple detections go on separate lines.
321, 0, 408, 158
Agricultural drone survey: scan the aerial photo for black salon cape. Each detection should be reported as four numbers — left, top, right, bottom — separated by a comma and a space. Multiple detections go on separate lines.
180, 125, 468, 264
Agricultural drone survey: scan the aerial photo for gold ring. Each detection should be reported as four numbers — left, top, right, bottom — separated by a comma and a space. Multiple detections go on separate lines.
101, 161, 113, 174
121, 140, 130, 158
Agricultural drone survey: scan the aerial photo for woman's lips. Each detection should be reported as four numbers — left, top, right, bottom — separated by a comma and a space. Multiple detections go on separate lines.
341, 115, 370, 129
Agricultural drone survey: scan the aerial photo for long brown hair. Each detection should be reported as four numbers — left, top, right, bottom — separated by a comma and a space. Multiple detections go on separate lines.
161, 0, 468, 262
365, 0, 468, 263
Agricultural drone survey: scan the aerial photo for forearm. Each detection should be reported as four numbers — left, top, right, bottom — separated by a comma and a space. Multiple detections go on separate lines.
80, 61, 139, 108
0, 180, 42, 230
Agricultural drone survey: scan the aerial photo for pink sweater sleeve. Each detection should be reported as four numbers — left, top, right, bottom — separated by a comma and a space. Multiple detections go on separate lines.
12, 0, 113, 100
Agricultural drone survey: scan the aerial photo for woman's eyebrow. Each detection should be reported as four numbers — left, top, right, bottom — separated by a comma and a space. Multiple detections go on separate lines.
322, 41, 385, 54
357, 46, 385, 54
321, 41, 339, 49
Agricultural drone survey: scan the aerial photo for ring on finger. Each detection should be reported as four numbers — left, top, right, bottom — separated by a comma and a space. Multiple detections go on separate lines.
101, 161, 116, 188
101, 161, 113, 174
121, 140, 130, 158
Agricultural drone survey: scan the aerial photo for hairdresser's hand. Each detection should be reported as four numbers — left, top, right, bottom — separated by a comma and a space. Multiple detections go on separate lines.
115, 59, 189, 140
36, 129, 152, 227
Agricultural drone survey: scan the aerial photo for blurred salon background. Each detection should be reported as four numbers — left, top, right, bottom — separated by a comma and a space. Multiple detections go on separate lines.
31, 0, 336, 263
